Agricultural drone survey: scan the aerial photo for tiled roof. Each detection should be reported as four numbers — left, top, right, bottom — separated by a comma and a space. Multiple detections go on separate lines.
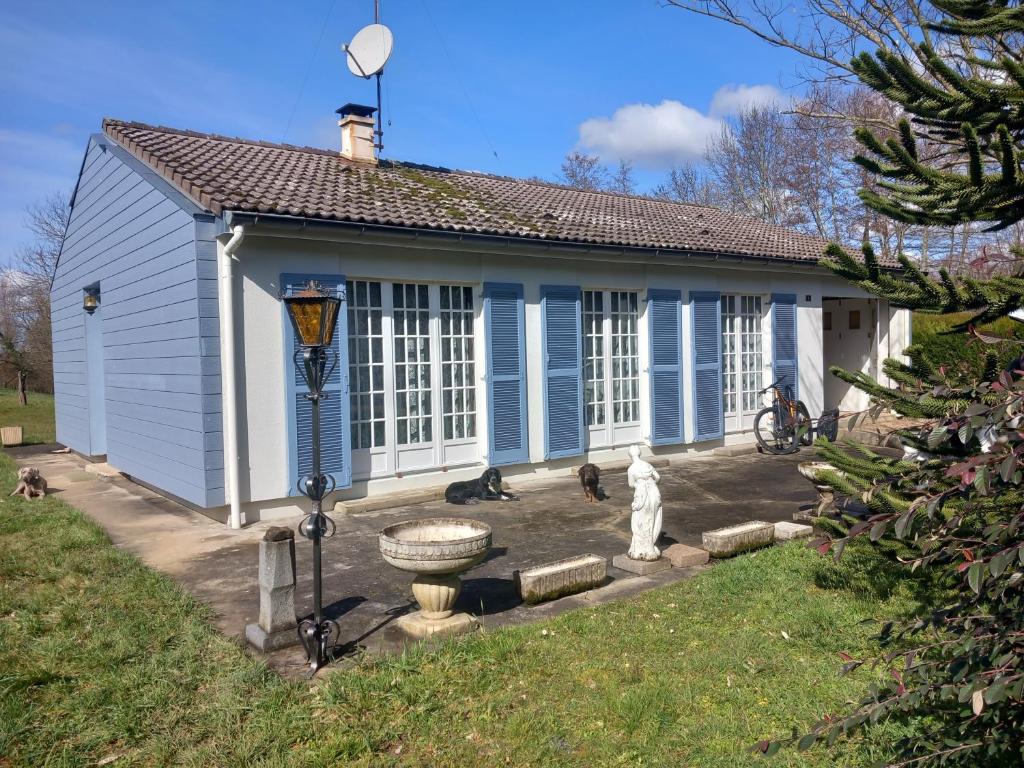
102, 118, 839, 264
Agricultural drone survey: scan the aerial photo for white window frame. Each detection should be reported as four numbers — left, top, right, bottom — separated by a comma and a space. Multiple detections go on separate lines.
583, 288, 643, 449
349, 279, 481, 480
721, 293, 770, 433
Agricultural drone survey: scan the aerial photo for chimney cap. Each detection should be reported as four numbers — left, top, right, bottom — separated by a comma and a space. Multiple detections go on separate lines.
336, 103, 377, 119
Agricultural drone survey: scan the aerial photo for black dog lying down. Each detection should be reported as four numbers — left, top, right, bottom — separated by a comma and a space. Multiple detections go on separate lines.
444, 467, 519, 505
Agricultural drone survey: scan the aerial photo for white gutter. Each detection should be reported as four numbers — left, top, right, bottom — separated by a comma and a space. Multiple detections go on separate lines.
220, 224, 246, 529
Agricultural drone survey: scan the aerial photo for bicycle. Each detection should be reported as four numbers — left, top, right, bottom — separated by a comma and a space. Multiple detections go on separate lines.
753, 378, 812, 455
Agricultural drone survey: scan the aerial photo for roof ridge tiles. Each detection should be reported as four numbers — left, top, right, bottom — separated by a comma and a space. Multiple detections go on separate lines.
95, 116, 873, 265
102, 118, 738, 215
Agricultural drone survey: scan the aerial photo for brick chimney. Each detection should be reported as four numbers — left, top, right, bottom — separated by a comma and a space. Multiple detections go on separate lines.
336, 103, 377, 164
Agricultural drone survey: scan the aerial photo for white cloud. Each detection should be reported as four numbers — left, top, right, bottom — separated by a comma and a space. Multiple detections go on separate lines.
578, 100, 720, 168
709, 83, 785, 116
576, 83, 787, 169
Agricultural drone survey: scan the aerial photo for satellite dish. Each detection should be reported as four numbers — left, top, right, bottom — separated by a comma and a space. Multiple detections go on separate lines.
344, 23, 393, 78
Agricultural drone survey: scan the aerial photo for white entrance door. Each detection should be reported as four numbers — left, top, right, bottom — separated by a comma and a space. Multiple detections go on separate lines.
347, 279, 480, 480
583, 289, 643, 449
722, 294, 768, 433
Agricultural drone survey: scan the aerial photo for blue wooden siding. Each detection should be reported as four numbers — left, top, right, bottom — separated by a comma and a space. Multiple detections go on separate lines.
51, 134, 223, 507
647, 289, 684, 445
691, 291, 724, 441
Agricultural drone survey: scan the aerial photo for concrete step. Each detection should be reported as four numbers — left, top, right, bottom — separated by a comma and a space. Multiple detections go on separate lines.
711, 443, 757, 457
336, 485, 447, 515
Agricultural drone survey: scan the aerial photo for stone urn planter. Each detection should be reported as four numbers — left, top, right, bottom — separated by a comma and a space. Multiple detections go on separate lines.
798, 461, 847, 518
379, 518, 492, 639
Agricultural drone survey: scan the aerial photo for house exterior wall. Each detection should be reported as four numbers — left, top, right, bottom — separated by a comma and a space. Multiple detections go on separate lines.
51, 135, 223, 507
221, 229, 888, 522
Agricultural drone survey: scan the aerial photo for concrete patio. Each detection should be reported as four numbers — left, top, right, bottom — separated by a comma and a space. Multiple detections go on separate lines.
12, 443, 818, 675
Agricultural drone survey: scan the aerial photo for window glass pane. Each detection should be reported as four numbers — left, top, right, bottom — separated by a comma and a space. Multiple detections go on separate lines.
348, 280, 385, 448
582, 290, 606, 426
391, 288, 432, 444
721, 296, 737, 416
438, 284, 477, 442
609, 291, 640, 425
722, 294, 764, 417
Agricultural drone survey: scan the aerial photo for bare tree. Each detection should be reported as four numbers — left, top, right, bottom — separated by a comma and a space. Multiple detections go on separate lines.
705, 103, 805, 227
608, 159, 637, 195
663, 1, 941, 86
652, 164, 718, 207
2, 191, 69, 402
558, 151, 609, 191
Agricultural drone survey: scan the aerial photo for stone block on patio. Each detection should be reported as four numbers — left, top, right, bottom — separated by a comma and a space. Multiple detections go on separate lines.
515, 554, 607, 604
662, 543, 710, 568
612, 553, 671, 575
701, 520, 775, 558
774, 521, 814, 540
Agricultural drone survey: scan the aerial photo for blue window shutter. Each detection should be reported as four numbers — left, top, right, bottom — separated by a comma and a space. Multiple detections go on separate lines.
484, 283, 528, 465
772, 293, 799, 400
691, 291, 724, 442
541, 285, 583, 460
282, 274, 351, 493
647, 289, 683, 445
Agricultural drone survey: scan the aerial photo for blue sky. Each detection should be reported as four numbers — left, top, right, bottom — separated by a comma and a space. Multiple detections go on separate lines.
0, 0, 807, 258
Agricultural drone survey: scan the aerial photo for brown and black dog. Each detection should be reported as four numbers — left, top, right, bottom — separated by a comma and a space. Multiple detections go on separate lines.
577, 463, 601, 502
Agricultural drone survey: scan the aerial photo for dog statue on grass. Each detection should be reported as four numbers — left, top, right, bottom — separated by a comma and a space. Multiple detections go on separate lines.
11, 467, 47, 499
444, 467, 519, 505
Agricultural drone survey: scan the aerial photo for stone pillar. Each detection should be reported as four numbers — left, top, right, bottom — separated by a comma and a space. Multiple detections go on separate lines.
245, 526, 299, 651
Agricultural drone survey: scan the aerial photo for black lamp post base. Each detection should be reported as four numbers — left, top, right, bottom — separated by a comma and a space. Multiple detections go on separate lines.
298, 616, 340, 674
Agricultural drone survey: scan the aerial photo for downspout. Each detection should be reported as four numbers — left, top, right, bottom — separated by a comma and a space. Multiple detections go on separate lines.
221, 225, 245, 529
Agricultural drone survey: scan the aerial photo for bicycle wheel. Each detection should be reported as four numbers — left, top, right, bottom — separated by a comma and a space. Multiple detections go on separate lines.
754, 406, 796, 454
795, 401, 813, 446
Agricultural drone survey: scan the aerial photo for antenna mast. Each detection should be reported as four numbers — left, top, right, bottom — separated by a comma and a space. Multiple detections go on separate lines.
374, 0, 384, 154
342, 4, 393, 156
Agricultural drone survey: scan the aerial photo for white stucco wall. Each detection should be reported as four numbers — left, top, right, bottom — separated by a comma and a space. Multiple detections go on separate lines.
218, 228, 893, 522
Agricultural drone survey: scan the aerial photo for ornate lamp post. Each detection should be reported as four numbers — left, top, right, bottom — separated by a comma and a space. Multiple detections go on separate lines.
281, 280, 342, 673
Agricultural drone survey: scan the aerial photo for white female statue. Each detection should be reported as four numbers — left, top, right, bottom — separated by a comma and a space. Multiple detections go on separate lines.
626, 444, 663, 561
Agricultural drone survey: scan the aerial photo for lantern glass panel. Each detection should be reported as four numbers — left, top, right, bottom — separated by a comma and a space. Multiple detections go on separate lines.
289, 300, 324, 346
321, 298, 340, 346
284, 284, 341, 347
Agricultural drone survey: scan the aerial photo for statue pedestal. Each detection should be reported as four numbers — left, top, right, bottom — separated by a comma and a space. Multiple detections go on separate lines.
612, 554, 671, 575
396, 611, 479, 639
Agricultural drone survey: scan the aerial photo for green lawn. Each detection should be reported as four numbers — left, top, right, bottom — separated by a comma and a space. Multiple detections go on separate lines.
0, 449, 927, 767
0, 389, 55, 445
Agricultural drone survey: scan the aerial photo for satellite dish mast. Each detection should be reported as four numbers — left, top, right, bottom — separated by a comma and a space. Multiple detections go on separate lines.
342, 2, 393, 154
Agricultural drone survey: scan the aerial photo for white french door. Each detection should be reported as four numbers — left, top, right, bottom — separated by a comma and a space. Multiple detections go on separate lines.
583, 289, 643, 449
721, 294, 768, 433
347, 279, 479, 479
